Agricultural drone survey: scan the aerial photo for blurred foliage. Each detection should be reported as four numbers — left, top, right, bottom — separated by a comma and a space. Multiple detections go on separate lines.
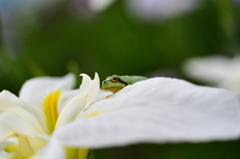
90, 140, 240, 159
1, 0, 240, 158
1, 0, 240, 93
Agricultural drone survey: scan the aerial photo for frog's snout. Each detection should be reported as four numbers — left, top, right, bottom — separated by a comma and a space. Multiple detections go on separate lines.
103, 80, 107, 84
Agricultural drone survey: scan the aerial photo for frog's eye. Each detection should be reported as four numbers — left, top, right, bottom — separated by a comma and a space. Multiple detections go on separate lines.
111, 77, 119, 83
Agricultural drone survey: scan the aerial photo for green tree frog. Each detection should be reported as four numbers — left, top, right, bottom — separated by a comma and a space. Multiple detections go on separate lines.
102, 75, 148, 93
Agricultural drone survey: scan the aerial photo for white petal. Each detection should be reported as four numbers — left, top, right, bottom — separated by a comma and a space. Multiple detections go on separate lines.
54, 78, 240, 148
32, 137, 65, 159
183, 55, 240, 84
56, 96, 87, 128
58, 89, 112, 121
58, 88, 112, 116
85, 73, 100, 107
79, 73, 92, 90
56, 73, 100, 128
0, 90, 46, 133
19, 73, 76, 108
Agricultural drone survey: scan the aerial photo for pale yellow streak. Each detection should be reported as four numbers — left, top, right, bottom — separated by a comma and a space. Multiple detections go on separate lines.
86, 112, 101, 119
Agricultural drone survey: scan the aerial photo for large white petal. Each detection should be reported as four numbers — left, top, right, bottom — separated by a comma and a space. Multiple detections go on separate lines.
19, 73, 76, 108
54, 78, 240, 148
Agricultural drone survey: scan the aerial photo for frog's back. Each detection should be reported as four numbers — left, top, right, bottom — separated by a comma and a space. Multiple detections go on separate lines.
120, 75, 148, 85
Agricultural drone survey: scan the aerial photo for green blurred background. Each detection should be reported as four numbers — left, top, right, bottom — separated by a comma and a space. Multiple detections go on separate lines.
0, 0, 240, 158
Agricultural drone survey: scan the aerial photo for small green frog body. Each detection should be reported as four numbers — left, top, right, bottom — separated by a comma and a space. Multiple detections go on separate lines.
102, 75, 148, 93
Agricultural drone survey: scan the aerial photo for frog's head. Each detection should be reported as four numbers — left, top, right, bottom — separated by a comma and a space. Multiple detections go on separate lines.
102, 75, 128, 93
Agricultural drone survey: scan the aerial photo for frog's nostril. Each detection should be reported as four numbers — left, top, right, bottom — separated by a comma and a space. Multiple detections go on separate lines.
103, 80, 107, 84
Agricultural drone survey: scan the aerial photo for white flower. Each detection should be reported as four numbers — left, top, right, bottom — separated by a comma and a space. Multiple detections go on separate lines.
1, 72, 240, 159
183, 55, 240, 96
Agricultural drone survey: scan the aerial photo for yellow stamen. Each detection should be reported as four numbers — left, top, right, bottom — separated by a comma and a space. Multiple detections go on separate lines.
43, 89, 61, 134
86, 112, 101, 119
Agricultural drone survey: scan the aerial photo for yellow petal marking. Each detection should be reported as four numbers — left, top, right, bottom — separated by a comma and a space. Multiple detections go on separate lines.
106, 95, 111, 99
43, 89, 61, 134
86, 112, 101, 119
